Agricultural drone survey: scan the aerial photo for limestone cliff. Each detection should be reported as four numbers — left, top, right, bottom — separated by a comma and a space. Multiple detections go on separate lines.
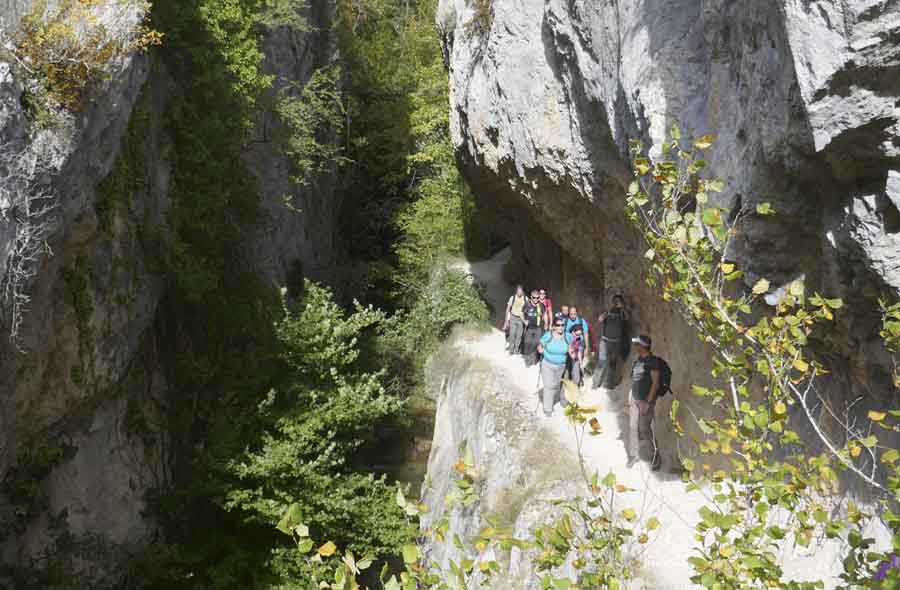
0, 0, 339, 575
437, 0, 900, 413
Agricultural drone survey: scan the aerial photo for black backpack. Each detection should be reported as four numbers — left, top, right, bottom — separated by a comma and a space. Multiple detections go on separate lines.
655, 356, 672, 396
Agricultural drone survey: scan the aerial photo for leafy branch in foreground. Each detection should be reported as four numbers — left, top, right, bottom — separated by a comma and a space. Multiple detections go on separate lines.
627, 129, 900, 589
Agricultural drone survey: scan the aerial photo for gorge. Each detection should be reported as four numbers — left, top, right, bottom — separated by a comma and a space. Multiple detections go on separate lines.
0, 0, 898, 588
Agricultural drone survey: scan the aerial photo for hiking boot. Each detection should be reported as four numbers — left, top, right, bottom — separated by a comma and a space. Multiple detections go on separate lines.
651, 460, 662, 472
626, 456, 638, 469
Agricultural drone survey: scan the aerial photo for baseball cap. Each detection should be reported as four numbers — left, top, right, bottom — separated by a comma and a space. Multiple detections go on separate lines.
631, 335, 652, 348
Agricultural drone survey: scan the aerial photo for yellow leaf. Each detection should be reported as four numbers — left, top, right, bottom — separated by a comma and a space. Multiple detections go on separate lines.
752, 278, 770, 295
868, 410, 887, 422
589, 417, 602, 432
774, 401, 787, 415
694, 134, 715, 149
621, 508, 637, 521
563, 379, 581, 404
646, 517, 660, 530
721, 262, 735, 274
615, 484, 634, 493
850, 444, 861, 458
719, 545, 734, 558
638, 534, 649, 544
318, 541, 337, 557
792, 358, 809, 372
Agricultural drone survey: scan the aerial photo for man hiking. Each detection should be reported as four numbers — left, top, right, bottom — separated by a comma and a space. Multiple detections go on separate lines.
539, 289, 553, 328
554, 304, 569, 325
566, 323, 586, 387
627, 335, 661, 470
537, 318, 573, 417
522, 290, 545, 367
564, 306, 591, 357
593, 294, 629, 390
504, 285, 527, 355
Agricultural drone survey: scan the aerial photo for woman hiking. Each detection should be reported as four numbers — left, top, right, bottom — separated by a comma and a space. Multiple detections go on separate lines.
536, 318, 574, 417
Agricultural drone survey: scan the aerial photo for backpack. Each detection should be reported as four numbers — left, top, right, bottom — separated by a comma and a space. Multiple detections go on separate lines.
655, 356, 672, 396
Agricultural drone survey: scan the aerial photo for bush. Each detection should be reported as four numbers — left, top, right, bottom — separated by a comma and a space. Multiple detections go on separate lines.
6, 0, 161, 113
382, 265, 490, 365
225, 281, 407, 565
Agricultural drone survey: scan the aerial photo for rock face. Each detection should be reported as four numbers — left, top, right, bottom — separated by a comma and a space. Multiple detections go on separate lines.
437, 0, 900, 452
430, 2, 900, 583
0, 0, 339, 574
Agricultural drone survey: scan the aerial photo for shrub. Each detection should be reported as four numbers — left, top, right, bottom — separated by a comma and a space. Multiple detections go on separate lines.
6, 0, 161, 113
276, 65, 347, 185
381, 265, 490, 365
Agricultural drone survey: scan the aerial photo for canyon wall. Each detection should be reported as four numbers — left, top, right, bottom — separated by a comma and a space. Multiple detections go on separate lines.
0, 0, 338, 574
437, 0, 900, 463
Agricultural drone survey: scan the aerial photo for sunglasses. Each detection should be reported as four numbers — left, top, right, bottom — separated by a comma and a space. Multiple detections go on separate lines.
553, 323, 564, 328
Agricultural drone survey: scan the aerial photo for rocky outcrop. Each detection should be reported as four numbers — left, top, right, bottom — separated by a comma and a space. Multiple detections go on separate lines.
437, 0, 900, 453
0, 0, 340, 575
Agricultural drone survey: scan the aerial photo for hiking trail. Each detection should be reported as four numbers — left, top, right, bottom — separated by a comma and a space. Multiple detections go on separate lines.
425, 248, 850, 589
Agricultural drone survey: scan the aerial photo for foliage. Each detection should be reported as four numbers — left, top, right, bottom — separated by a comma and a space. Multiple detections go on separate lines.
271, 385, 656, 590
225, 281, 406, 567
626, 129, 900, 589
463, 0, 492, 38
0, 443, 74, 535
6, 0, 161, 113
276, 65, 347, 184
381, 266, 490, 369
335, 0, 495, 308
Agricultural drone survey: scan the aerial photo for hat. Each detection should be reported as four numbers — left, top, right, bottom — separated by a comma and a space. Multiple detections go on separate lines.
568, 323, 583, 333
631, 334, 652, 349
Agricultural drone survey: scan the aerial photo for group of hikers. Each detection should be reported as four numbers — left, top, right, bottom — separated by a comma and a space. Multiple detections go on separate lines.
503, 286, 668, 470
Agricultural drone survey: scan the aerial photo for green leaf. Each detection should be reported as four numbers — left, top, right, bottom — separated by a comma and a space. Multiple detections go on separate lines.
670, 124, 681, 140
634, 158, 651, 175
824, 298, 844, 309
276, 503, 303, 536
628, 180, 640, 195
707, 179, 724, 192
702, 208, 722, 226
401, 544, 419, 564
881, 448, 900, 464
756, 202, 774, 215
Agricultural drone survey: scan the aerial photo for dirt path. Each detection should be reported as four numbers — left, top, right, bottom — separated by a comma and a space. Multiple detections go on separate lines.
452, 248, 843, 589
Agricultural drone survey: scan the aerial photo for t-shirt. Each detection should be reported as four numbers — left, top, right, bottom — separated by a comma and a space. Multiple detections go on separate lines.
565, 316, 590, 340
523, 301, 544, 329
602, 310, 626, 341
540, 332, 572, 366
507, 293, 526, 318
631, 354, 662, 401
570, 334, 584, 357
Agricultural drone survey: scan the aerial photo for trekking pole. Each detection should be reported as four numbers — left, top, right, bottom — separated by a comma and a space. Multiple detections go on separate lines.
533, 359, 543, 415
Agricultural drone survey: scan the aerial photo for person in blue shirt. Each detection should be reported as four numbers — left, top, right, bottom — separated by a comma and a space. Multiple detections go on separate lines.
536, 319, 574, 417
564, 306, 591, 357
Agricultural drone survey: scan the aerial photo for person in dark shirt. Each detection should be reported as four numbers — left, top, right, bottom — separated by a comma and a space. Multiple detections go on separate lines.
627, 334, 661, 470
593, 294, 628, 390
521, 291, 545, 367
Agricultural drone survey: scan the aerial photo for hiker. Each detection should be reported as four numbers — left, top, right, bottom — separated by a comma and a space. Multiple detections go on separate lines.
566, 323, 586, 387
554, 304, 569, 325
593, 294, 629, 389
504, 285, 527, 355
627, 335, 661, 470
521, 290, 545, 367
564, 306, 591, 356
537, 318, 573, 417
539, 289, 553, 328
